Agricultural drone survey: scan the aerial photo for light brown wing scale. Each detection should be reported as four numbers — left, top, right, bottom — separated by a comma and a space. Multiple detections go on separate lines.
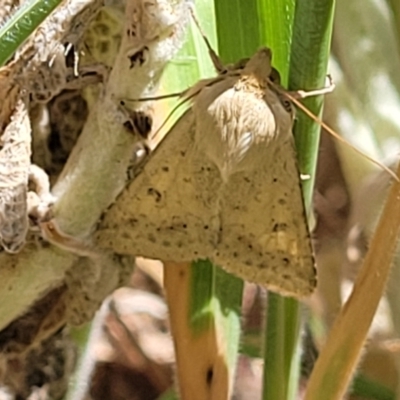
97, 47, 316, 298
98, 110, 221, 261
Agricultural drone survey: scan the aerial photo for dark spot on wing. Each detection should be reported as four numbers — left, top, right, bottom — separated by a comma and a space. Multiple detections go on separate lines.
273, 223, 288, 232
206, 366, 214, 386
147, 188, 162, 202
278, 96, 292, 113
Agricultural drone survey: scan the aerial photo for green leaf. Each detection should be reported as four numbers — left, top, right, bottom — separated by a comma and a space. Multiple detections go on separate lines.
216, 1, 335, 399
162, 2, 244, 396
289, 0, 336, 209
350, 374, 395, 400
0, 0, 63, 66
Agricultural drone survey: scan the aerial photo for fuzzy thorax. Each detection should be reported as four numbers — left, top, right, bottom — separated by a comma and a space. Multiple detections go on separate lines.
193, 48, 292, 182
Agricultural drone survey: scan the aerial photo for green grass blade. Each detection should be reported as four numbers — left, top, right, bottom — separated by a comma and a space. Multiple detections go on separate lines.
258, 0, 294, 85
351, 374, 395, 400
285, 1, 335, 398
256, 2, 304, 399
257, 0, 335, 398
263, 294, 295, 400
63, 323, 93, 400
0, 0, 62, 66
214, 2, 305, 400
214, 1, 260, 63
171, 0, 334, 398
190, 260, 243, 375
162, 2, 244, 397
289, 0, 336, 209
156, 389, 179, 400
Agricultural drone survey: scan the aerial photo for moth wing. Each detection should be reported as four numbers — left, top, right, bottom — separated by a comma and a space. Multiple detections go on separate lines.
98, 110, 221, 261
214, 135, 316, 298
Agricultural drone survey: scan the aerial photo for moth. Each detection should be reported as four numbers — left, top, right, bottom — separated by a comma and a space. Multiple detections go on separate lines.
96, 47, 321, 298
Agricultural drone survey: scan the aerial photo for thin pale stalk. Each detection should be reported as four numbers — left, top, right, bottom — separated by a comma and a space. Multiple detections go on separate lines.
305, 163, 400, 399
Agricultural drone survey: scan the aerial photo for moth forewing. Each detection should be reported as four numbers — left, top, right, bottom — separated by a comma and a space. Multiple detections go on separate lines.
97, 108, 220, 261
96, 47, 317, 298
215, 137, 316, 297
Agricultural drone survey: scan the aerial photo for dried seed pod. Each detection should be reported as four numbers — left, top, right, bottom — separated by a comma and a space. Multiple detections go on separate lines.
0, 100, 31, 253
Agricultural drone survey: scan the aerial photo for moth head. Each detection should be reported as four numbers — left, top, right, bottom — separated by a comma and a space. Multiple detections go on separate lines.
242, 47, 273, 79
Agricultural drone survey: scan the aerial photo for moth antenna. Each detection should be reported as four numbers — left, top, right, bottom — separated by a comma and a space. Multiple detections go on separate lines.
150, 87, 204, 141
150, 98, 190, 141
123, 7, 232, 141
151, 77, 220, 140
188, 4, 225, 73
119, 93, 186, 142
120, 91, 195, 141
123, 81, 214, 142
282, 90, 399, 182
121, 92, 184, 103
